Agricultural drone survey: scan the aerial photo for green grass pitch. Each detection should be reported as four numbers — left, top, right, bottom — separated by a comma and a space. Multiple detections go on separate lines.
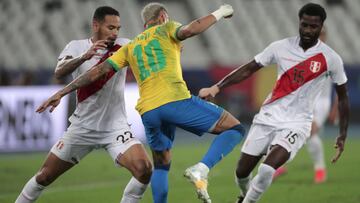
1, 138, 360, 203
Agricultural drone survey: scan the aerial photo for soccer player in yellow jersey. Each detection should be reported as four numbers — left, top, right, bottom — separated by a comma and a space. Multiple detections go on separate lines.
36, 3, 246, 203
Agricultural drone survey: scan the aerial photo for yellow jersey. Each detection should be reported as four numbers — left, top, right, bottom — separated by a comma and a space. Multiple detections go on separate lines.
107, 21, 191, 115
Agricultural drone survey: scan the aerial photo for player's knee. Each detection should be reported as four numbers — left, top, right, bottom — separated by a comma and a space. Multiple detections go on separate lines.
152, 150, 171, 166
236, 165, 252, 179
153, 161, 171, 171
228, 124, 246, 143
35, 169, 56, 186
235, 157, 255, 178
131, 159, 153, 184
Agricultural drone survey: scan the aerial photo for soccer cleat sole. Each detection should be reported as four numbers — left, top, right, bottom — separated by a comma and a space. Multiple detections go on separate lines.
184, 170, 211, 203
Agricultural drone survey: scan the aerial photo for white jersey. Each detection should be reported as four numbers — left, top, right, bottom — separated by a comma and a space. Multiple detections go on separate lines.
318, 74, 332, 101
57, 38, 131, 131
253, 36, 347, 135
313, 76, 332, 126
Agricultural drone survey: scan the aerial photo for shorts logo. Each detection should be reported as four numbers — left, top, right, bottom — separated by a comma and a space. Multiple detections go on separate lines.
309, 61, 321, 73
56, 141, 64, 150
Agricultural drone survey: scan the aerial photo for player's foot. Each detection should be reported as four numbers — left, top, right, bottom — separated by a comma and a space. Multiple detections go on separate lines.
184, 163, 211, 203
314, 168, 327, 184
273, 166, 287, 180
235, 195, 245, 203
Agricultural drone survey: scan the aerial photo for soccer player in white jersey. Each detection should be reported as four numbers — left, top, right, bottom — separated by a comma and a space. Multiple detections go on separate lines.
198, 3, 349, 203
273, 28, 338, 183
15, 6, 152, 203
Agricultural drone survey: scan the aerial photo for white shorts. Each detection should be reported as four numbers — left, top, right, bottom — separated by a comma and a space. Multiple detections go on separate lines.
50, 124, 142, 166
313, 98, 331, 127
241, 124, 307, 162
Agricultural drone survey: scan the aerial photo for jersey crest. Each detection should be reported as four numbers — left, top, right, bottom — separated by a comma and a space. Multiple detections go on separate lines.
310, 61, 322, 73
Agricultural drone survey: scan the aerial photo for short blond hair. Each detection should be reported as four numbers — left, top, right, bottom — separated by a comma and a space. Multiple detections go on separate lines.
141, 2, 167, 24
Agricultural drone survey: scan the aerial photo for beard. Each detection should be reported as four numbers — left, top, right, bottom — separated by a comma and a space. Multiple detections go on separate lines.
105, 39, 115, 48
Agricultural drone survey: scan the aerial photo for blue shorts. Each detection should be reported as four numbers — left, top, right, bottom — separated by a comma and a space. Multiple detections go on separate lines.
141, 95, 224, 151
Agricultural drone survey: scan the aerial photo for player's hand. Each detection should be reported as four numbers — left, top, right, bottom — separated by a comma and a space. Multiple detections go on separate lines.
198, 85, 220, 101
81, 40, 108, 60
331, 135, 346, 163
36, 93, 62, 113
212, 4, 234, 21
219, 4, 234, 18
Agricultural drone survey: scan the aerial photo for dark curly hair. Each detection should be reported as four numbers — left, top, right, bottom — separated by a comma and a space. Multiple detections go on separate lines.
298, 3, 327, 23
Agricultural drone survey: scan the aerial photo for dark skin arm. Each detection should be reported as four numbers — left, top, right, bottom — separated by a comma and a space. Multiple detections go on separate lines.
36, 61, 113, 113
216, 60, 263, 89
331, 83, 350, 163
198, 60, 263, 100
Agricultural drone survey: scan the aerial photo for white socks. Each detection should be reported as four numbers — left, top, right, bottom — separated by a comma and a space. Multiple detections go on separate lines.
197, 162, 210, 175
15, 176, 147, 203
15, 176, 45, 203
235, 173, 252, 196
120, 177, 148, 203
243, 164, 275, 203
306, 135, 326, 170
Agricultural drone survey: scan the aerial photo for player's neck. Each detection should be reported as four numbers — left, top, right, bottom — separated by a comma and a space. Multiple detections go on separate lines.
299, 39, 318, 52
146, 22, 161, 29
145, 18, 164, 29
91, 36, 100, 43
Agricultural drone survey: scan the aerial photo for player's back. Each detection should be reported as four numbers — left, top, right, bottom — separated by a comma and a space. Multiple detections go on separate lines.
125, 21, 191, 115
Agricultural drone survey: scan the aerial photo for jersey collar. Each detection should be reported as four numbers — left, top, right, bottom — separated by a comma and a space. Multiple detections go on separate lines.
295, 36, 321, 53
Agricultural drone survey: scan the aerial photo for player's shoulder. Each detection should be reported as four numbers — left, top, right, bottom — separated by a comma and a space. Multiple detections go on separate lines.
162, 20, 182, 30
267, 37, 292, 49
65, 39, 90, 49
319, 42, 341, 58
166, 20, 182, 26
68, 39, 90, 46
279, 36, 302, 49
115, 37, 131, 46
318, 41, 343, 65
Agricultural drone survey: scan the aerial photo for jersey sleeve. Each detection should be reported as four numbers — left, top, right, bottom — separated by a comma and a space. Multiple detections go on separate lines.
164, 21, 183, 42
329, 53, 347, 85
57, 41, 79, 60
254, 42, 278, 66
106, 44, 129, 72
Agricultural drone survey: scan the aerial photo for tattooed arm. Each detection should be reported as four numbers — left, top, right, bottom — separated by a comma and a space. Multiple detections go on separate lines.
36, 61, 113, 113
176, 4, 233, 40
55, 40, 108, 79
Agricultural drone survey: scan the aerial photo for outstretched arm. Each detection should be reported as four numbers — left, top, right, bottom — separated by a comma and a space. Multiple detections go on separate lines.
36, 61, 113, 113
177, 4, 233, 40
199, 60, 263, 100
331, 83, 350, 163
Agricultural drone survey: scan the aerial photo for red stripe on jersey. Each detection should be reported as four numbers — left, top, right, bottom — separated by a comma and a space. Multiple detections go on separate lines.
77, 44, 121, 103
265, 53, 327, 105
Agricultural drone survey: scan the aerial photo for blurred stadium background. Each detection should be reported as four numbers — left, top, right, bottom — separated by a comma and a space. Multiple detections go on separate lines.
1, 0, 359, 202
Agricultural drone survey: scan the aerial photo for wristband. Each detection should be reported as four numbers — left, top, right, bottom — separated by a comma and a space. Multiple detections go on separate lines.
211, 9, 223, 21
